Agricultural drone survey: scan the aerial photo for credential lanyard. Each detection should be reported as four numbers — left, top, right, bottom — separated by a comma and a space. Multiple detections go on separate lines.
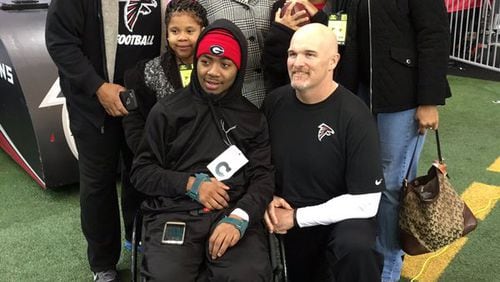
179, 64, 193, 87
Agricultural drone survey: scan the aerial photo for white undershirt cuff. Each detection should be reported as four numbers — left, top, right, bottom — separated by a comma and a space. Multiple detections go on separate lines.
231, 208, 249, 222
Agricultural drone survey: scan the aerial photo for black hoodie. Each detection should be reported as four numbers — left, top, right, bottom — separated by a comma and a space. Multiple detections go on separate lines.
130, 19, 274, 225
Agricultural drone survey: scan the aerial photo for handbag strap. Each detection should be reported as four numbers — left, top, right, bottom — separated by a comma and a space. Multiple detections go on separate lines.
403, 129, 442, 181
435, 129, 443, 163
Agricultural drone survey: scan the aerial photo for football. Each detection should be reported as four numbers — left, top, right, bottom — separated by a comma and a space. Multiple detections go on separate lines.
279, 2, 311, 26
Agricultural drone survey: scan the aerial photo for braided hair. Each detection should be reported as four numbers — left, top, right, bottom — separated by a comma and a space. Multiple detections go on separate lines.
164, 0, 209, 28
162, 0, 208, 90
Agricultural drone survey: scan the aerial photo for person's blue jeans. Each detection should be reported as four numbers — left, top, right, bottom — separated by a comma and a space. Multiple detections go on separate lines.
375, 109, 425, 282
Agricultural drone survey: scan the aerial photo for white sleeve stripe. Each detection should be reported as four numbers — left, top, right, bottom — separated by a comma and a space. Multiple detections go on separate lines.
296, 192, 381, 228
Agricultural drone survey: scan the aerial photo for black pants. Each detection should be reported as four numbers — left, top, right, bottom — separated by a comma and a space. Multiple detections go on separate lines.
284, 219, 382, 282
141, 210, 272, 282
73, 115, 143, 272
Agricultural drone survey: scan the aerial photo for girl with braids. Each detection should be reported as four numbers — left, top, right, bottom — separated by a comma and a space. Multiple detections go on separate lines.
123, 0, 208, 154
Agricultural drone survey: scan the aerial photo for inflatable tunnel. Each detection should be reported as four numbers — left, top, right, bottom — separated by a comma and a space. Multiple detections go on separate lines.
0, 0, 79, 188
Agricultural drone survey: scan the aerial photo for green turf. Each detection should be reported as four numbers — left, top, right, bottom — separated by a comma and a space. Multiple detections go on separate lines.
0, 151, 131, 281
418, 76, 500, 192
0, 75, 498, 281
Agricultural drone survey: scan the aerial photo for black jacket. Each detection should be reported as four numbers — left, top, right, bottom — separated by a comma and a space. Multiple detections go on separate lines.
45, 0, 165, 130
131, 19, 274, 225
123, 51, 183, 154
337, 0, 451, 113
45, 0, 108, 129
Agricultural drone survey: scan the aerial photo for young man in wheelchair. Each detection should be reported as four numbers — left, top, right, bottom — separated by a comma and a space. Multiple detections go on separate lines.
131, 19, 274, 281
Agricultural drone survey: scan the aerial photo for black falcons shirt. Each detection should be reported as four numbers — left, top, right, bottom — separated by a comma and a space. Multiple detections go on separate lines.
114, 0, 161, 85
263, 85, 384, 208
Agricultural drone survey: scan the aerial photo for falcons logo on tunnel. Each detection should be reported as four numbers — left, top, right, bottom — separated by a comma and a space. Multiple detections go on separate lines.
317, 123, 335, 142
125, 0, 158, 32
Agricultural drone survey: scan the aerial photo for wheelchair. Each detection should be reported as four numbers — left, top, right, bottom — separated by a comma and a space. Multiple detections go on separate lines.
131, 210, 288, 282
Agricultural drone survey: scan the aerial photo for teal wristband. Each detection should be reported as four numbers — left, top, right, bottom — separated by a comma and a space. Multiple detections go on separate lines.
186, 173, 210, 202
218, 216, 249, 237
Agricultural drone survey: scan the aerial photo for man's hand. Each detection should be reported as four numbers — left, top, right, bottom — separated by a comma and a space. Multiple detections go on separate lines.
275, 2, 311, 31
264, 196, 293, 233
96, 82, 128, 117
273, 208, 295, 234
208, 215, 241, 260
293, 0, 320, 16
196, 178, 230, 210
416, 105, 439, 135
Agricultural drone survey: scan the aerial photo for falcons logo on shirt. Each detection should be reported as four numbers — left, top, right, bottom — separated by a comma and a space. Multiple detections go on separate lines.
125, 0, 157, 32
317, 123, 335, 141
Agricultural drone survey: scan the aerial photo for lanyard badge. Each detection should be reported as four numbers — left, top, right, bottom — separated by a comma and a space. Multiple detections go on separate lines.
179, 64, 193, 87
207, 145, 248, 181
328, 14, 348, 45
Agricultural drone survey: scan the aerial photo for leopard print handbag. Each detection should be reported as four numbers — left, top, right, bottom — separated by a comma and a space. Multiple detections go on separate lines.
398, 130, 477, 255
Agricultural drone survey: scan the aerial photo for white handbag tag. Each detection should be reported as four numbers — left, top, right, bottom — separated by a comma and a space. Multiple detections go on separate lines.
207, 145, 248, 181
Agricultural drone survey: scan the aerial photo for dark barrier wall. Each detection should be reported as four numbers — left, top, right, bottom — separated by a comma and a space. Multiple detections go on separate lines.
0, 2, 79, 188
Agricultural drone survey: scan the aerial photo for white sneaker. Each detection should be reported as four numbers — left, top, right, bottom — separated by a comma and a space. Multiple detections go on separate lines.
93, 269, 120, 282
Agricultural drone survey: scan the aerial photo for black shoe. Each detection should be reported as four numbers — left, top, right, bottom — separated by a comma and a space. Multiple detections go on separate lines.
93, 269, 120, 282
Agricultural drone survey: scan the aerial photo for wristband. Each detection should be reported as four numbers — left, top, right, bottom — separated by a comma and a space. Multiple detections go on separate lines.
186, 173, 210, 203
218, 216, 249, 237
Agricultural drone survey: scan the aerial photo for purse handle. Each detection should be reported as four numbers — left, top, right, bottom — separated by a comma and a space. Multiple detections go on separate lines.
404, 129, 442, 181
435, 129, 443, 164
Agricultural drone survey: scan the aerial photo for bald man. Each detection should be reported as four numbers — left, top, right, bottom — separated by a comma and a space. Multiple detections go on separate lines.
262, 24, 383, 281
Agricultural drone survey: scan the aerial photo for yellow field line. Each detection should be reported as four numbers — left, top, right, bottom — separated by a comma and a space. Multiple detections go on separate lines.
487, 157, 500, 173
401, 182, 500, 281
